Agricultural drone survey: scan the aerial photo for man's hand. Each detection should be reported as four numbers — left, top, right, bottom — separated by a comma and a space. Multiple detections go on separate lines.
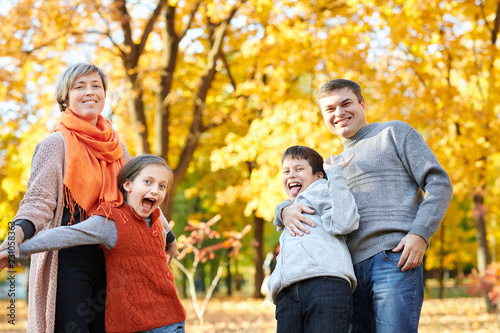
392, 234, 427, 272
282, 204, 315, 237
166, 238, 178, 265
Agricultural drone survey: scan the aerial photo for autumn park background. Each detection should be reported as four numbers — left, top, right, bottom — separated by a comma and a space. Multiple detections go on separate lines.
0, 0, 499, 332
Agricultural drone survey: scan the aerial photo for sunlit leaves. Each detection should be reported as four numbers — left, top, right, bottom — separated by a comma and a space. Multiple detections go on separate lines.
1, 0, 500, 279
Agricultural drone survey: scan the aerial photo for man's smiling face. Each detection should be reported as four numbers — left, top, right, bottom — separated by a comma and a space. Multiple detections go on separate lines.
319, 87, 368, 140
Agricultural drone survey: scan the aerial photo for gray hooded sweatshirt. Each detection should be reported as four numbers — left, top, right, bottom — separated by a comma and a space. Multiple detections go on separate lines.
268, 164, 359, 303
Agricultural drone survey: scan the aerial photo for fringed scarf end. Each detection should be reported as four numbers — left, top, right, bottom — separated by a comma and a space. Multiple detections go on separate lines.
63, 186, 88, 225
94, 200, 128, 224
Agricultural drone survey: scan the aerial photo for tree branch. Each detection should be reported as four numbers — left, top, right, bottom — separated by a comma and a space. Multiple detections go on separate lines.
179, 0, 202, 40
492, 1, 500, 45
115, 0, 133, 49
172, 1, 242, 186
137, 0, 168, 57
86, 29, 127, 59
221, 51, 237, 90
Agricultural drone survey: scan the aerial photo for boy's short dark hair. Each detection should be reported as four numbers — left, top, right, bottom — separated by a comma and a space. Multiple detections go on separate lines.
316, 79, 364, 106
281, 146, 327, 180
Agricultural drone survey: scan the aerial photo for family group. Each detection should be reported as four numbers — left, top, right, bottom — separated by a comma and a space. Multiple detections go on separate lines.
0, 62, 452, 333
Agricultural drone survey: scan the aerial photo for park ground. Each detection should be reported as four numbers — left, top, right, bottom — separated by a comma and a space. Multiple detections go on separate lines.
0, 282, 498, 332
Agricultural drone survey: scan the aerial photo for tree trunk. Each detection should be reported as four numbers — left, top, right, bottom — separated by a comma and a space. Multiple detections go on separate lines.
474, 194, 490, 269
155, 5, 179, 159
197, 262, 206, 293
160, 3, 239, 218
235, 260, 242, 291
455, 261, 464, 286
114, 0, 166, 155
211, 260, 219, 294
253, 215, 265, 298
438, 219, 445, 299
226, 255, 232, 296
127, 72, 150, 155
181, 258, 188, 298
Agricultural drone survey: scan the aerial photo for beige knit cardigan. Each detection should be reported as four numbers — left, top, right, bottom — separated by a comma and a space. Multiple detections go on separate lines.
14, 132, 172, 332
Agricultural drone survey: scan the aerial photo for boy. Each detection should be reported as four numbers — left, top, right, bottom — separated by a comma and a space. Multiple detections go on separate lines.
269, 145, 359, 333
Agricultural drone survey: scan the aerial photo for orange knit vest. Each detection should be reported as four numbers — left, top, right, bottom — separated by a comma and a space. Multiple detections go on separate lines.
95, 204, 186, 333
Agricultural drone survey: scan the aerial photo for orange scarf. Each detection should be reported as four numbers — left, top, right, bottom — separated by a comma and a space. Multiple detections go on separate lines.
55, 109, 125, 219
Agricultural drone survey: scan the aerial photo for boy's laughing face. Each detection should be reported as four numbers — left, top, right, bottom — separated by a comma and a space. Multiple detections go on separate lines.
282, 157, 323, 202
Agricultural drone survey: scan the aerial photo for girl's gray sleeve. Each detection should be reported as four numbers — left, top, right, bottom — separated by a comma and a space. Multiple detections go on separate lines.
18, 216, 118, 258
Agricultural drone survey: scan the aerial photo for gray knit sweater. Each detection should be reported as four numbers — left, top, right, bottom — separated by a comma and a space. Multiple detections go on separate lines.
274, 121, 453, 265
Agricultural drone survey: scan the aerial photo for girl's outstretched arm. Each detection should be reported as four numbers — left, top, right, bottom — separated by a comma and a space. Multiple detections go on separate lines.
17, 216, 118, 259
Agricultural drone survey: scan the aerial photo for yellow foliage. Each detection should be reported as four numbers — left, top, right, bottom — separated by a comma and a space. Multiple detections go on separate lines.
1, 0, 500, 276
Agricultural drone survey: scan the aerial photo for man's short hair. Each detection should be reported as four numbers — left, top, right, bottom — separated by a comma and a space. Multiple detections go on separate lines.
317, 79, 364, 106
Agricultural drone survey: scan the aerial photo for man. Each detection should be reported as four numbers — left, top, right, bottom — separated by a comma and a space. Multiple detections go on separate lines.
273, 79, 453, 332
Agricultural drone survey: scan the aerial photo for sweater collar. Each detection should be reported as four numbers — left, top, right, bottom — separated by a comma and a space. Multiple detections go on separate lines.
342, 123, 378, 148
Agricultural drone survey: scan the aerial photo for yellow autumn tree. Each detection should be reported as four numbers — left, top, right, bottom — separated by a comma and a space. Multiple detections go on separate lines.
2, 0, 499, 301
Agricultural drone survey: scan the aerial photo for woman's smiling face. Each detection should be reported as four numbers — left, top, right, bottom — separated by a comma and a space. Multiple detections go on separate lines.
67, 71, 106, 126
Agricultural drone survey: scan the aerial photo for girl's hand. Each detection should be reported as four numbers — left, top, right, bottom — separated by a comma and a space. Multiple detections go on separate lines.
0, 225, 23, 269
324, 154, 354, 170
0, 250, 14, 272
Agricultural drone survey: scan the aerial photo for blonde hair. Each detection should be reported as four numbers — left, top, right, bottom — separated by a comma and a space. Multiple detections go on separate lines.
54, 62, 109, 111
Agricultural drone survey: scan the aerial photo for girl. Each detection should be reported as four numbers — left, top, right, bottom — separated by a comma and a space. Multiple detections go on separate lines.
1, 155, 186, 333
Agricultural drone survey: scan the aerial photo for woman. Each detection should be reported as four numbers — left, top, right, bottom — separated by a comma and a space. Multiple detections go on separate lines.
0, 62, 176, 332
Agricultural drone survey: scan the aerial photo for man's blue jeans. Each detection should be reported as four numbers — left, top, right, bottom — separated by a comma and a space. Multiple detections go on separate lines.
351, 250, 424, 333
275, 276, 353, 333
